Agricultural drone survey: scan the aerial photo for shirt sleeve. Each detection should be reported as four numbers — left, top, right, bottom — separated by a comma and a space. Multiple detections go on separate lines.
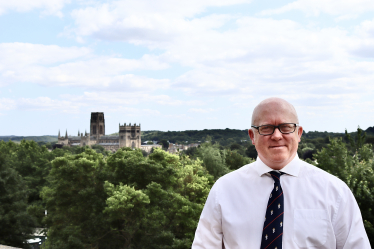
192, 181, 223, 249
333, 185, 371, 249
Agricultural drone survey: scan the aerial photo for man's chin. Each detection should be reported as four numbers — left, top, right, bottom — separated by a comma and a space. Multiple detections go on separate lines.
269, 146, 287, 151
268, 155, 291, 166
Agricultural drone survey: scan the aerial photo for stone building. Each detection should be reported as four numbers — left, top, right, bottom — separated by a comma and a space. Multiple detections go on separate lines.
167, 142, 200, 154
57, 112, 161, 152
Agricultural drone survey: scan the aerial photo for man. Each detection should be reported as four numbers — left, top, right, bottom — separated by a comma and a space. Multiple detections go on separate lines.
192, 97, 371, 248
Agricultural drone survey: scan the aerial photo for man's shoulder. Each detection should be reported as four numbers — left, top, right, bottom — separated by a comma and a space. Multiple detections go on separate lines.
298, 159, 348, 189
215, 161, 257, 186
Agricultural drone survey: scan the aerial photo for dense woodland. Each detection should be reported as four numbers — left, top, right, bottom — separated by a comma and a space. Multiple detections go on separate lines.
0, 127, 374, 248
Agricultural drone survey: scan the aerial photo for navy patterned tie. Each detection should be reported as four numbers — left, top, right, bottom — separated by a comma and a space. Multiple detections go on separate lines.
260, 171, 284, 249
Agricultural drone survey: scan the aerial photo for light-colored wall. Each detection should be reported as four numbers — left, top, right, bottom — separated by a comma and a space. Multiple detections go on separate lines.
119, 124, 141, 149
141, 144, 162, 153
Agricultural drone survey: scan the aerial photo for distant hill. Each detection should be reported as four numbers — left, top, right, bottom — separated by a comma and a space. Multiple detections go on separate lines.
0, 136, 58, 143
141, 129, 249, 146
302, 131, 344, 139
365, 126, 374, 134
142, 128, 373, 146
2, 126, 373, 146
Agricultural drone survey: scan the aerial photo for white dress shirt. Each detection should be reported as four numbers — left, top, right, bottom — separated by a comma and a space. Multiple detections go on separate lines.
192, 155, 371, 249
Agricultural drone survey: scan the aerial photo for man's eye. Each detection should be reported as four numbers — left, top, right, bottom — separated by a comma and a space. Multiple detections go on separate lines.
280, 124, 294, 132
260, 126, 273, 132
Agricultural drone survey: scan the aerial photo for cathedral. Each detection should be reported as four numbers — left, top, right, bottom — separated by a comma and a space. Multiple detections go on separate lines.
57, 112, 161, 152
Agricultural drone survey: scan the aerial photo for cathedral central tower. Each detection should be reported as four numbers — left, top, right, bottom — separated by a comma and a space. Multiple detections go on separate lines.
90, 112, 105, 139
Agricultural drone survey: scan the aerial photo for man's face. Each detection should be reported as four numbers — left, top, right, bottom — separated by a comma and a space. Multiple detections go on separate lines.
248, 104, 303, 169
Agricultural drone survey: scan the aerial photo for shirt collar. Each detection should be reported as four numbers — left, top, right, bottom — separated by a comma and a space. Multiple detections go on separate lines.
253, 154, 301, 177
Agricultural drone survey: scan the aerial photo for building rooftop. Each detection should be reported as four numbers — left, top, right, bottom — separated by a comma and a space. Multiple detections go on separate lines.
98, 143, 119, 146
99, 136, 119, 140
68, 136, 82, 140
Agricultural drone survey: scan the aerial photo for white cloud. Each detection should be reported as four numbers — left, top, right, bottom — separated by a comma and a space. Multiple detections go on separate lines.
155, 98, 205, 106
19, 97, 83, 112
4, 14, 374, 108
3, 0, 374, 133
259, 0, 374, 17
65, 4, 374, 105
67, 0, 249, 43
0, 0, 70, 17
0, 89, 210, 116
188, 108, 216, 113
0, 98, 16, 111
60, 91, 206, 109
354, 19, 374, 38
62, 91, 170, 106
0, 42, 91, 68
0, 42, 170, 90
0, 97, 82, 113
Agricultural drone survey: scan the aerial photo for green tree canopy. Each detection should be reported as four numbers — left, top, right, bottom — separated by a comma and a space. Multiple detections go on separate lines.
41, 147, 212, 249
309, 136, 374, 245
158, 139, 169, 150
0, 141, 36, 247
225, 150, 254, 170
196, 142, 230, 179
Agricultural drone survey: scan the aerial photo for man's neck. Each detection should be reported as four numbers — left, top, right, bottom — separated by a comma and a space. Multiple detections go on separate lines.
258, 153, 298, 170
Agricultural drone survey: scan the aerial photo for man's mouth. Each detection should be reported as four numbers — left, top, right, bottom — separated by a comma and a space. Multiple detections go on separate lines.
269, 145, 286, 148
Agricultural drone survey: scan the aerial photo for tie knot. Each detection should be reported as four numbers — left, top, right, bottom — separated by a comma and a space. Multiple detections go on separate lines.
269, 171, 282, 183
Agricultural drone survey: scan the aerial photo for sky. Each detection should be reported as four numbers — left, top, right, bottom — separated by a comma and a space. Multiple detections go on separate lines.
1, 0, 374, 136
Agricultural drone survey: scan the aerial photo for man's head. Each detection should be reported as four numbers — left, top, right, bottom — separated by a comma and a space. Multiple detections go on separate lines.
248, 97, 303, 170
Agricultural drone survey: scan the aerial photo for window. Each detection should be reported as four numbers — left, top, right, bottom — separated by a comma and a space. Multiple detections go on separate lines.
93, 125, 96, 134
100, 125, 103, 134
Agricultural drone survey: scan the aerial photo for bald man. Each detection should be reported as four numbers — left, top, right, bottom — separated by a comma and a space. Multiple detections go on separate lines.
192, 98, 370, 249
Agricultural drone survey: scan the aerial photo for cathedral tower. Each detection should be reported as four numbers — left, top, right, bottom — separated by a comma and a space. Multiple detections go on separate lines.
90, 112, 105, 139
119, 123, 141, 149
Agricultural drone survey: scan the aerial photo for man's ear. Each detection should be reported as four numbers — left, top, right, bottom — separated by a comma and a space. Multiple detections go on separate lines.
297, 126, 303, 142
248, 129, 255, 145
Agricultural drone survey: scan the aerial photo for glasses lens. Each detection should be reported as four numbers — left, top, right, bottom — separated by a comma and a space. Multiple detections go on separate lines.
259, 125, 274, 135
279, 124, 295, 133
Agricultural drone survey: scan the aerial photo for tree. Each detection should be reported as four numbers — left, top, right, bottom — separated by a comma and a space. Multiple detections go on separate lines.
41, 148, 115, 249
2, 140, 53, 204
182, 146, 199, 159
91, 144, 109, 155
345, 127, 366, 152
310, 136, 374, 245
105, 148, 212, 248
0, 141, 36, 247
42, 147, 212, 249
103, 182, 150, 248
225, 150, 253, 170
159, 139, 169, 150
196, 143, 229, 179
245, 144, 258, 159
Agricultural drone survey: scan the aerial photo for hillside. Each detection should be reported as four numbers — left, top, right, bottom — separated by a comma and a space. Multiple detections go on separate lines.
141, 129, 249, 146
0, 135, 58, 143
2, 126, 374, 146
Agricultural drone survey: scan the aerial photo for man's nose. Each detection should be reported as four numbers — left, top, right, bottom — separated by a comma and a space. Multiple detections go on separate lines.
271, 127, 282, 140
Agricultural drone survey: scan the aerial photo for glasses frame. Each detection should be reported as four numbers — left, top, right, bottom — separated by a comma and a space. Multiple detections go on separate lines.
251, 123, 298, 136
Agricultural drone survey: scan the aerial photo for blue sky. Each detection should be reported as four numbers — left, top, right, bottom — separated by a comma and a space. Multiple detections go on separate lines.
1, 0, 374, 136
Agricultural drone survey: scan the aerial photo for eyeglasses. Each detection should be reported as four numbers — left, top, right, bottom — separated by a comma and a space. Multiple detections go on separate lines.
251, 123, 298, 136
